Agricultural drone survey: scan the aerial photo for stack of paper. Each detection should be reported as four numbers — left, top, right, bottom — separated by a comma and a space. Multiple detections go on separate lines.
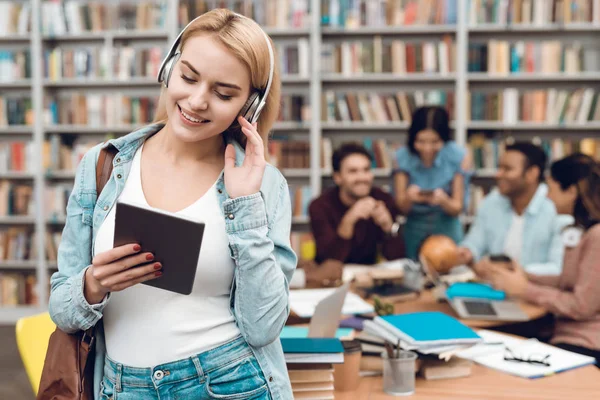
289, 288, 374, 318
456, 330, 596, 379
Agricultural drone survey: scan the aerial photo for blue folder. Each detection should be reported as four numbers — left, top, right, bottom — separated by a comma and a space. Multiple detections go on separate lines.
374, 311, 481, 346
280, 338, 344, 354
446, 282, 506, 301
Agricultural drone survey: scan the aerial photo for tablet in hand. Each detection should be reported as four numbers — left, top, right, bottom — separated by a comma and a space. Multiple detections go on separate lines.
113, 202, 205, 295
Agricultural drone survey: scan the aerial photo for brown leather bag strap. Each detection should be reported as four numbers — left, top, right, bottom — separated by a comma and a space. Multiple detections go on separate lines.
96, 145, 118, 195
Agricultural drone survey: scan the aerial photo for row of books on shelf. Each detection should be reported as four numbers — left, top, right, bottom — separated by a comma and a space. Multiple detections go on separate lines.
468, 134, 600, 170
468, 0, 598, 25
41, 1, 167, 35
0, 227, 34, 261
321, 0, 458, 27
0, 51, 30, 82
468, 88, 600, 124
0, 1, 30, 35
279, 95, 311, 122
321, 36, 455, 75
0, 273, 38, 306
0, 183, 32, 217
2, 94, 311, 127
468, 40, 599, 74
178, 0, 310, 29
0, 97, 33, 126
44, 46, 164, 81
45, 94, 158, 126
322, 90, 453, 123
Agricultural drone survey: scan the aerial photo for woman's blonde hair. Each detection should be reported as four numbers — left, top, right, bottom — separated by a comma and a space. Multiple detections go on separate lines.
153, 9, 281, 149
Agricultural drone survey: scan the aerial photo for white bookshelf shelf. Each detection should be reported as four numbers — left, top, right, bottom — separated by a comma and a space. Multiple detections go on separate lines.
0, 171, 34, 179
281, 75, 310, 84
42, 29, 169, 41
321, 73, 456, 83
48, 262, 58, 270
0, 260, 37, 270
0, 34, 30, 43
263, 28, 310, 37
44, 77, 159, 88
321, 122, 410, 130
469, 23, 600, 33
46, 170, 76, 179
468, 121, 600, 131
0, 125, 33, 135
474, 169, 498, 178
292, 216, 310, 224
44, 124, 143, 134
0, 80, 31, 89
468, 72, 600, 82
273, 121, 310, 131
0, 305, 43, 324
282, 168, 311, 178
321, 25, 456, 36
0, 216, 35, 224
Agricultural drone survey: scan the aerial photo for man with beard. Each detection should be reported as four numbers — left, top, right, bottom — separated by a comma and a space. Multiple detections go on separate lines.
308, 143, 406, 267
458, 142, 569, 276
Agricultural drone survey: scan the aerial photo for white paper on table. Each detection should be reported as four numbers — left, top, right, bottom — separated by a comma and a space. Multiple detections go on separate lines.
456, 330, 596, 378
342, 259, 410, 283
289, 288, 374, 318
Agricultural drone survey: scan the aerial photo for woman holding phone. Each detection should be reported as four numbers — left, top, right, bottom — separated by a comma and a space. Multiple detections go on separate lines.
394, 106, 473, 259
48, 9, 297, 399
489, 153, 600, 366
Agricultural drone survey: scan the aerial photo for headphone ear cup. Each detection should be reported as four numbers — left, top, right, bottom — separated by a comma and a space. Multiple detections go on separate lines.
240, 92, 261, 123
162, 52, 181, 87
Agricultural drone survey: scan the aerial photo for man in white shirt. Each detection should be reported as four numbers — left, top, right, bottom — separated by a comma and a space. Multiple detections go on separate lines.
458, 142, 570, 276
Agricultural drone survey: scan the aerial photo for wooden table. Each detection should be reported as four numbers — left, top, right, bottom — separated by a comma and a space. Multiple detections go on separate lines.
334, 363, 600, 399
391, 289, 548, 328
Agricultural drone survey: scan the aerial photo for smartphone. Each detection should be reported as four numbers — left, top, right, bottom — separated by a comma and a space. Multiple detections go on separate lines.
420, 189, 434, 196
489, 254, 512, 263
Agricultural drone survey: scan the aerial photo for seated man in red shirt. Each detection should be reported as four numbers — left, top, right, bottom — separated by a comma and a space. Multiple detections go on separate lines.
308, 143, 406, 279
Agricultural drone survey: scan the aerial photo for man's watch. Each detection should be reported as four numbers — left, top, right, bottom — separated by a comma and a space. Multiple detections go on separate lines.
388, 221, 400, 237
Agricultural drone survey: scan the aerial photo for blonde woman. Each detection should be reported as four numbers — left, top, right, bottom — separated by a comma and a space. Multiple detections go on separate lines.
49, 9, 297, 399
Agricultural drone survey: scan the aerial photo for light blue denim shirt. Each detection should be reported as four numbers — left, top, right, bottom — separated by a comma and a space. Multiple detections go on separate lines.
48, 124, 298, 400
461, 183, 570, 276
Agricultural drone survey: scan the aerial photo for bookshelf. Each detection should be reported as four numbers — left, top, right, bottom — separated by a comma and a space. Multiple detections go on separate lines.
1, 0, 600, 322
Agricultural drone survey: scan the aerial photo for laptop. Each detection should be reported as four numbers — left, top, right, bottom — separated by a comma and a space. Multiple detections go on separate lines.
307, 283, 350, 338
419, 255, 529, 322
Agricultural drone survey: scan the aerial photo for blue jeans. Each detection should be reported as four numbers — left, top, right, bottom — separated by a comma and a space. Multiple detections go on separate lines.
100, 336, 271, 399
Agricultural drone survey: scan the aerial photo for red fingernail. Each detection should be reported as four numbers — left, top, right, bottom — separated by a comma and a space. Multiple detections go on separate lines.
133, 244, 141, 252
155, 271, 162, 277
154, 263, 162, 270
146, 254, 154, 261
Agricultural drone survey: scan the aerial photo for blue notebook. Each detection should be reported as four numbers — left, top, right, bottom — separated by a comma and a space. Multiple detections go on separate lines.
374, 312, 482, 346
279, 326, 353, 339
446, 282, 506, 301
280, 338, 344, 354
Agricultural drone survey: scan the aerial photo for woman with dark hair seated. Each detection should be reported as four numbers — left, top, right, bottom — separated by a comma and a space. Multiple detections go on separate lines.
489, 153, 600, 366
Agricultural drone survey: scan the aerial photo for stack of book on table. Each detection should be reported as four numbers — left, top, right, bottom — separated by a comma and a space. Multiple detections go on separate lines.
281, 338, 344, 399
359, 311, 482, 379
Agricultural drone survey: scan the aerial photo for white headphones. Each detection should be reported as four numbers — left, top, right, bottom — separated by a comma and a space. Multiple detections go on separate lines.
157, 12, 274, 124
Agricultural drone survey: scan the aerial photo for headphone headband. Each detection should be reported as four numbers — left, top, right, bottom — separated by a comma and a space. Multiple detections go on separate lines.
157, 12, 275, 123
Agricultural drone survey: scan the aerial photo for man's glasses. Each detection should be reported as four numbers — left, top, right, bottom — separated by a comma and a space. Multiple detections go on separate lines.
503, 347, 551, 367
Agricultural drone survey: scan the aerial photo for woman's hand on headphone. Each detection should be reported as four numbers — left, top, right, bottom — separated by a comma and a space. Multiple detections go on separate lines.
224, 116, 266, 199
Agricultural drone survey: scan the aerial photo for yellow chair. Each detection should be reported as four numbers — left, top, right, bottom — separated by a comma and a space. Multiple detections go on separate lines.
15, 312, 56, 395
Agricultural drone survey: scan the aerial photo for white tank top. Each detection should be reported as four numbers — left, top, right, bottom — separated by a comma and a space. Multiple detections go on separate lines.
96, 145, 240, 367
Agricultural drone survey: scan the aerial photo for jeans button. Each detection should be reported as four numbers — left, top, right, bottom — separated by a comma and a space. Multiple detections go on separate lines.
153, 370, 164, 380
